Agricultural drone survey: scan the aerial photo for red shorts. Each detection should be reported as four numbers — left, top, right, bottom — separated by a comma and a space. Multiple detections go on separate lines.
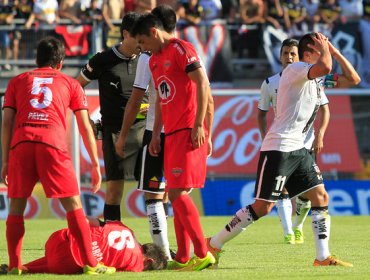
45, 229, 82, 274
7, 142, 79, 198
164, 129, 207, 189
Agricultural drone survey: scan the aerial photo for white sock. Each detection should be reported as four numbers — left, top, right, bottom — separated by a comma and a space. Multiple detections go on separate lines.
311, 207, 331, 261
211, 205, 256, 249
146, 200, 172, 260
276, 198, 293, 235
293, 196, 311, 230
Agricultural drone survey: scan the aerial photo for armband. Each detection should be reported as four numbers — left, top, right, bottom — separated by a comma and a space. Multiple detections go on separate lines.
324, 73, 339, 88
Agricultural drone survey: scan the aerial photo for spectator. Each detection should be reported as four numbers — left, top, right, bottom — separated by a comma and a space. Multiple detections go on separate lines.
199, 0, 223, 20
220, 0, 238, 23
82, 0, 103, 21
25, 0, 59, 29
134, 0, 156, 14
238, 0, 265, 59
178, 0, 204, 25
339, 0, 363, 22
0, 0, 15, 71
102, 0, 125, 48
264, 0, 285, 30
318, 0, 341, 29
283, 0, 308, 37
302, 0, 320, 31
59, 0, 83, 24
13, 0, 33, 59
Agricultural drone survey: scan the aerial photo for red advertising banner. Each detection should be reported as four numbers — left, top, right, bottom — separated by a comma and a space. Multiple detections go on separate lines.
79, 93, 361, 177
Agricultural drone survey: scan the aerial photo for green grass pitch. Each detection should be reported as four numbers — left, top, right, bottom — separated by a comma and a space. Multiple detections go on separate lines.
0, 216, 369, 279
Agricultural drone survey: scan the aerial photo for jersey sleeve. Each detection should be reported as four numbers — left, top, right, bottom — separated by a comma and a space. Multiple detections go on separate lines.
69, 80, 89, 111
320, 90, 329, 106
3, 77, 16, 110
284, 62, 312, 83
175, 41, 201, 74
133, 53, 151, 90
80, 52, 104, 82
258, 80, 271, 111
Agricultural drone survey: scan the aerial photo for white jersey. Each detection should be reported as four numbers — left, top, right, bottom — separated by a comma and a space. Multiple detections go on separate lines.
133, 52, 163, 132
261, 62, 327, 152
259, 69, 329, 150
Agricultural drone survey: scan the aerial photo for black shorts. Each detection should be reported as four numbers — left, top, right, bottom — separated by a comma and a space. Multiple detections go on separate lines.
254, 148, 323, 202
137, 130, 166, 193
102, 120, 145, 181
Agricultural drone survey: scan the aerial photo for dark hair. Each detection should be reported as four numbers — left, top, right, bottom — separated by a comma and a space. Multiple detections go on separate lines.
151, 5, 177, 33
120, 12, 141, 39
36, 36, 65, 68
142, 243, 167, 271
298, 33, 315, 60
131, 13, 164, 37
280, 38, 299, 56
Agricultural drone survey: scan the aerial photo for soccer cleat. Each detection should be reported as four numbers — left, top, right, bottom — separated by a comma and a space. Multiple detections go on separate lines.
313, 256, 353, 267
83, 262, 116, 275
284, 233, 295, 244
7, 267, 22, 275
293, 228, 304, 244
206, 237, 223, 269
179, 251, 216, 271
167, 260, 190, 270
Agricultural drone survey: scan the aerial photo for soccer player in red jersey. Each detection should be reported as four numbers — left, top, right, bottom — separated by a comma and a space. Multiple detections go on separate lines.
0, 219, 167, 274
131, 12, 215, 271
1, 37, 115, 275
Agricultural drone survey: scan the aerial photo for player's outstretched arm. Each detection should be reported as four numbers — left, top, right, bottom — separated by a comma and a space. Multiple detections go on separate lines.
1, 108, 15, 185
75, 109, 102, 192
188, 68, 209, 149
205, 88, 214, 157
149, 92, 163, 157
327, 41, 361, 88
115, 88, 146, 158
312, 104, 330, 155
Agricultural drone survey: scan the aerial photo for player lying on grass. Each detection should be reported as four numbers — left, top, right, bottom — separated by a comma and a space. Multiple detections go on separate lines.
0, 218, 167, 274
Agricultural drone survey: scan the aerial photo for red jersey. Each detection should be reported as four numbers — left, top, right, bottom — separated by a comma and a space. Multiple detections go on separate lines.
149, 38, 202, 134
69, 221, 144, 272
3, 67, 88, 152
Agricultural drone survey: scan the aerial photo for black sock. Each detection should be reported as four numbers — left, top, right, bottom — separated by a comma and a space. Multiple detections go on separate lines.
103, 204, 121, 221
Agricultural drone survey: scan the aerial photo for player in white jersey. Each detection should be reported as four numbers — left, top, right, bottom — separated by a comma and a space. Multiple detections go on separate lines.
258, 38, 329, 245
207, 32, 360, 267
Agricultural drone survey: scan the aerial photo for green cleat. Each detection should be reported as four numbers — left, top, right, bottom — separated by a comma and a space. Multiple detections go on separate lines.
284, 233, 295, 244
83, 262, 116, 275
205, 237, 223, 269
179, 251, 215, 271
293, 228, 304, 244
8, 267, 22, 275
167, 260, 190, 270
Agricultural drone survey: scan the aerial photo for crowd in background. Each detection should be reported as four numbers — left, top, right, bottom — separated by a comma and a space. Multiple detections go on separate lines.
0, 0, 370, 72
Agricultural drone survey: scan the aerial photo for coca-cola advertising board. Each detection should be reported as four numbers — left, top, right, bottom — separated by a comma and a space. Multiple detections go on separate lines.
78, 92, 361, 177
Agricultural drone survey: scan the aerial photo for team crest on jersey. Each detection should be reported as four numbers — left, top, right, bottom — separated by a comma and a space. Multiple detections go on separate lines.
172, 167, 183, 177
157, 75, 176, 104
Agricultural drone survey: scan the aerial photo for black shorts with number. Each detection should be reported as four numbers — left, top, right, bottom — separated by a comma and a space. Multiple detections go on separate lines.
254, 148, 323, 202
102, 120, 145, 181
137, 130, 166, 194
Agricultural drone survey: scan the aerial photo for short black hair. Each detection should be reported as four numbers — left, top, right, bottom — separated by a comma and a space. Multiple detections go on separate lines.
298, 33, 315, 60
120, 12, 141, 39
131, 13, 164, 37
36, 36, 65, 68
151, 5, 177, 33
280, 38, 299, 56
142, 243, 167, 271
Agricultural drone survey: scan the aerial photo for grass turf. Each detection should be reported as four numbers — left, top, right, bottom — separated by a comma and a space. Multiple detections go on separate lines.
0, 216, 369, 279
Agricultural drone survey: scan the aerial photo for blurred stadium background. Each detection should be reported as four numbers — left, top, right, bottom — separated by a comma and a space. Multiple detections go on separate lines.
0, 0, 370, 219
